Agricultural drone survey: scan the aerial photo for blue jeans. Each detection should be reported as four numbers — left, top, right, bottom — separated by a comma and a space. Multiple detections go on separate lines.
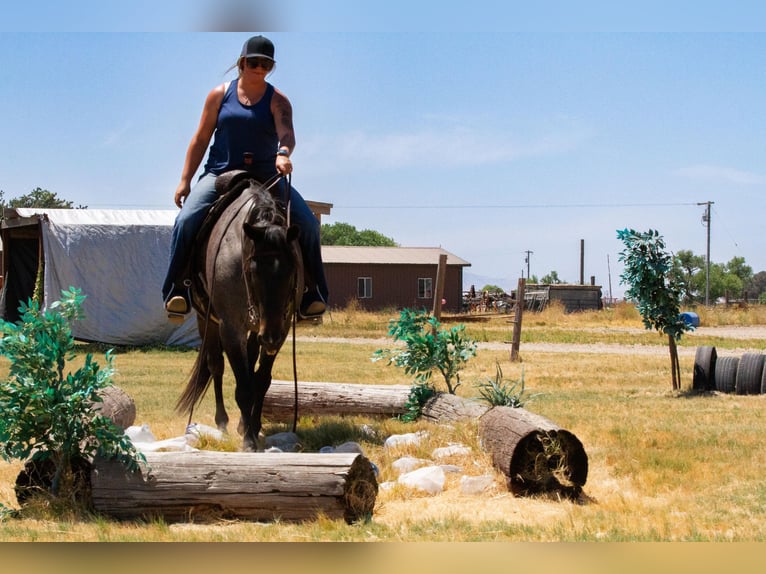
162, 172, 328, 306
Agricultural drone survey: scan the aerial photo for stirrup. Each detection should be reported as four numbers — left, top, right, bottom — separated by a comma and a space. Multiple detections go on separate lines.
166, 295, 189, 315
167, 312, 187, 325
299, 299, 326, 320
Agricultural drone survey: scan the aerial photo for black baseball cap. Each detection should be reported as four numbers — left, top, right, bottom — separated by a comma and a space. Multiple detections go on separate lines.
240, 35, 275, 61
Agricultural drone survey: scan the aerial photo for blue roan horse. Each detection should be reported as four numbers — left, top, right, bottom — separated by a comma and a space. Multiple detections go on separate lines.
176, 174, 303, 451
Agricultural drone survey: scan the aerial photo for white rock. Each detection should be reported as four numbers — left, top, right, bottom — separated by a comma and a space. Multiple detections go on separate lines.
384, 431, 428, 449
439, 464, 463, 474
391, 456, 429, 474
334, 441, 364, 454
460, 474, 495, 495
398, 465, 446, 494
265, 431, 301, 452
125, 423, 156, 443
134, 436, 198, 453
432, 444, 471, 459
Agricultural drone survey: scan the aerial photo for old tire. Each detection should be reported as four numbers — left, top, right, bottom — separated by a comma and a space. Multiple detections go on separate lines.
693, 346, 717, 391
715, 356, 739, 394
735, 353, 765, 395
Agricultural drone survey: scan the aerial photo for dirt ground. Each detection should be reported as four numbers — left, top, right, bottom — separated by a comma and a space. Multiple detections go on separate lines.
299, 325, 766, 358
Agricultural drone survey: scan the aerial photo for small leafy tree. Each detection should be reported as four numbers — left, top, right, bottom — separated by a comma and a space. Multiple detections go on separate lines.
0, 287, 143, 503
617, 229, 693, 390
372, 308, 478, 395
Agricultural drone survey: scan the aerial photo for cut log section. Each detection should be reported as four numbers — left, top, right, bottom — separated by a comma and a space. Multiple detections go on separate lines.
478, 406, 588, 499
90, 451, 378, 524
263, 380, 411, 418
92, 385, 136, 430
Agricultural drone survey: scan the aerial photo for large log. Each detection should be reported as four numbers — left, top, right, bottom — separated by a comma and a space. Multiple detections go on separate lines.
263, 380, 411, 418
420, 392, 491, 422
478, 406, 588, 499
90, 451, 378, 524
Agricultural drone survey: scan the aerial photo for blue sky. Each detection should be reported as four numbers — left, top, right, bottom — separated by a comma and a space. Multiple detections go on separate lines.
1, 3, 764, 297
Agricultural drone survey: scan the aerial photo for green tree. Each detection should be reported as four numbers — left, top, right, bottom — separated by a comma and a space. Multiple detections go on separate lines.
321, 222, 397, 246
617, 228, 693, 390
672, 249, 705, 304
0, 187, 85, 213
745, 271, 766, 302
725, 256, 752, 299
701, 262, 744, 303
480, 284, 505, 295
540, 271, 563, 284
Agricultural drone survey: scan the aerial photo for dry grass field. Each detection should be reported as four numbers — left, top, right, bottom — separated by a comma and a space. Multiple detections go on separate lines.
2, 302, 766, 542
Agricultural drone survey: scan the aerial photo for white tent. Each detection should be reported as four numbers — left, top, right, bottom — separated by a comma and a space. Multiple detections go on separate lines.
0, 208, 199, 347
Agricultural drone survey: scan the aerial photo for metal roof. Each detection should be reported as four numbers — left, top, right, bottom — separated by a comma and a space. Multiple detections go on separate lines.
321, 246, 471, 266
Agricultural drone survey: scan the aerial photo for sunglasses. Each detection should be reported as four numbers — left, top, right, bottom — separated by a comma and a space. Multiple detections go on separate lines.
245, 56, 274, 70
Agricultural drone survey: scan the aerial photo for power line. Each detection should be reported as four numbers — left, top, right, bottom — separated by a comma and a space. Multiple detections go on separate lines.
333, 202, 700, 209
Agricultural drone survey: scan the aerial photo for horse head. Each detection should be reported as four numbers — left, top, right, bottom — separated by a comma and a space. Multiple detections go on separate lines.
241, 215, 301, 354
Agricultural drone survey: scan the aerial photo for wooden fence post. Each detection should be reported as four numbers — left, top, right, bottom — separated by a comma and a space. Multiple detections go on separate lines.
510, 277, 525, 362
432, 253, 447, 320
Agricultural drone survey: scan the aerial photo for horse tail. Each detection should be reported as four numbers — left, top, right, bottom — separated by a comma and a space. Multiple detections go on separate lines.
175, 346, 213, 416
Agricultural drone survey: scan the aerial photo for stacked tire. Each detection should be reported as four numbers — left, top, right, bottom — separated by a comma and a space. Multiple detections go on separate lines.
694, 346, 766, 394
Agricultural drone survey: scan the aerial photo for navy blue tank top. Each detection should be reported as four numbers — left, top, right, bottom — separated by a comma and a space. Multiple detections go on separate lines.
204, 79, 279, 178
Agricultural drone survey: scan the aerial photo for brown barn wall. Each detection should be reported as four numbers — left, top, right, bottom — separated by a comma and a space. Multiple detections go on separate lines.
325, 263, 465, 313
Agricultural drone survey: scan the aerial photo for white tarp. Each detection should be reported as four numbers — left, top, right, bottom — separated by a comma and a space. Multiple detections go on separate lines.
15, 208, 200, 347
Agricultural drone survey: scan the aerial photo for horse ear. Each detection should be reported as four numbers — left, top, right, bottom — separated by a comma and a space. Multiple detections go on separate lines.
243, 222, 267, 242
286, 224, 301, 243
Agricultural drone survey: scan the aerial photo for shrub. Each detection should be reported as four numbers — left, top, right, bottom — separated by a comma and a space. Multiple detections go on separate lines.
476, 363, 535, 408
0, 287, 144, 505
372, 308, 477, 394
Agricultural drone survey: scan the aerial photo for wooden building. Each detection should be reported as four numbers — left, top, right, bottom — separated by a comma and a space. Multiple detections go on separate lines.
524, 283, 604, 312
321, 246, 470, 313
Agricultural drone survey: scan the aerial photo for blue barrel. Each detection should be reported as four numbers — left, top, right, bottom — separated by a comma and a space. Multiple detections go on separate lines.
679, 311, 700, 328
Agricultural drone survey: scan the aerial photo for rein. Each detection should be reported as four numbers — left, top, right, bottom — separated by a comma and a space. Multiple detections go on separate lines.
284, 174, 300, 434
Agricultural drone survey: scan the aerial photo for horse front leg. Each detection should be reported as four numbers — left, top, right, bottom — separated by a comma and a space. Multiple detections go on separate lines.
246, 350, 277, 448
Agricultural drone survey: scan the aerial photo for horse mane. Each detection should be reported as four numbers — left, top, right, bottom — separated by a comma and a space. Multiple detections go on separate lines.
244, 185, 288, 243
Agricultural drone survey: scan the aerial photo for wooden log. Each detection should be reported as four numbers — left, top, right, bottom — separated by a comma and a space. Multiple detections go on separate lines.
420, 392, 490, 423
90, 451, 378, 524
478, 406, 588, 499
92, 385, 136, 430
263, 380, 411, 418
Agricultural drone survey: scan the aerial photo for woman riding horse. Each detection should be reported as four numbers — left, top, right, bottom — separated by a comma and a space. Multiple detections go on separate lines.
163, 34, 328, 322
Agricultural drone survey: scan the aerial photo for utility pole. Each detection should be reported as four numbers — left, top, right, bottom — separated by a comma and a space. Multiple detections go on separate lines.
524, 250, 533, 281
698, 201, 714, 306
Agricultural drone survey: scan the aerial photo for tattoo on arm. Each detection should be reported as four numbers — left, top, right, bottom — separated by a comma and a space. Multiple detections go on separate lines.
274, 94, 296, 151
